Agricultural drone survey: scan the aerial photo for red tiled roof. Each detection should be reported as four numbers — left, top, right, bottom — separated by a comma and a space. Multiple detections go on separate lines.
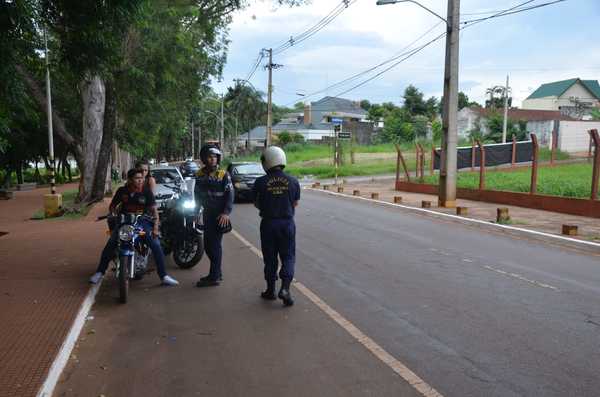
470, 107, 576, 121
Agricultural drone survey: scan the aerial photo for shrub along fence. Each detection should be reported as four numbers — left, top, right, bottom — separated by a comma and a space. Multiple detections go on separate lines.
394, 130, 600, 218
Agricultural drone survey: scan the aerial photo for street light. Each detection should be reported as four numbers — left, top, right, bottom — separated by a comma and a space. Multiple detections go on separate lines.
377, 0, 459, 208
202, 96, 225, 151
376, 0, 446, 23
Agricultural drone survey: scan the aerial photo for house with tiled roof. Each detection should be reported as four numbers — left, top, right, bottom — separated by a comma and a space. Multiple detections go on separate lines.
522, 78, 600, 118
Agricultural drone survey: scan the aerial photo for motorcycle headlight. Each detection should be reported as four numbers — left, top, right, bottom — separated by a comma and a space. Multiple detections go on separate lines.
182, 200, 196, 210
118, 225, 135, 241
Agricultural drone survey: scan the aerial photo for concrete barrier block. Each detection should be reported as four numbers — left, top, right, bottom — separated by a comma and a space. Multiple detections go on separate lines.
421, 200, 432, 208
562, 224, 578, 236
394, 196, 402, 204
456, 206, 468, 216
371, 192, 379, 200
353, 190, 360, 196
337, 187, 344, 193
497, 208, 510, 223
323, 185, 330, 191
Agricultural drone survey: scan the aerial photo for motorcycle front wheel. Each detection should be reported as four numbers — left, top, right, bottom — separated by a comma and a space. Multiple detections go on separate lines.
173, 235, 204, 269
118, 256, 130, 303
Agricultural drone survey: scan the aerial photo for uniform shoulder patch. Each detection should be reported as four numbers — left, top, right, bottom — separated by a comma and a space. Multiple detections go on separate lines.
217, 169, 226, 179
196, 169, 205, 177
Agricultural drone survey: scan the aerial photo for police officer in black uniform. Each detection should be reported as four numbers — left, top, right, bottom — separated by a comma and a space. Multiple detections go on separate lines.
195, 144, 234, 287
252, 146, 300, 306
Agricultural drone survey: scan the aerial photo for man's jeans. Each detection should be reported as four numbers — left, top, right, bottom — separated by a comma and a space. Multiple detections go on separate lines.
96, 218, 167, 279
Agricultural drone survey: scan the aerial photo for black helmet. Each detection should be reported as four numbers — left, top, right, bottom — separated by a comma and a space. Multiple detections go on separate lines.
200, 144, 222, 164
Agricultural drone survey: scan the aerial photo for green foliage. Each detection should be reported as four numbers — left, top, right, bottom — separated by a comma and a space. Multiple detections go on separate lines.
591, 108, 600, 121
485, 112, 528, 142
403, 85, 427, 116
423, 163, 593, 199
277, 131, 305, 146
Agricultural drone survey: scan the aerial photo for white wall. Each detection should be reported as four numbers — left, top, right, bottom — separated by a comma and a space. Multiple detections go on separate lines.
522, 97, 558, 110
558, 121, 600, 152
527, 120, 555, 147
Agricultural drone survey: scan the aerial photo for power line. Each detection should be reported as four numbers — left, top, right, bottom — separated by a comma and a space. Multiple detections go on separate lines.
245, 52, 264, 82
334, 32, 447, 98
461, 0, 567, 27
272, 0, 359, 56
283, 21, 445, 106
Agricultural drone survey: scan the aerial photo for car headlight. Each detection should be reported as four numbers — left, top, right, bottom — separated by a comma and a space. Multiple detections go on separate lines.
182, 200, 196, 209
234, 182, 248, 189
118, 225, 135, 241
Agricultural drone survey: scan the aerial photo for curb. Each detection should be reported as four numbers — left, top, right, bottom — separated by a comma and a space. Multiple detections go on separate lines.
305, 187, 600, 256
36, 279, 103, 397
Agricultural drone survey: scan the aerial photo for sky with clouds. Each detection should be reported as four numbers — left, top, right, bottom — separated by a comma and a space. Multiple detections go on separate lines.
212, 0, 600, 109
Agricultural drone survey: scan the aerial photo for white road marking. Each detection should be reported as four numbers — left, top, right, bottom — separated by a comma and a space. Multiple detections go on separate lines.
483, 265, 560, 291
231, 229, 444, 397
37, 279, 103, 397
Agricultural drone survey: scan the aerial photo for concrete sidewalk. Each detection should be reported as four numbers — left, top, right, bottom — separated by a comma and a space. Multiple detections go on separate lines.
323, 179, 600, 244
54, 232, 420, 397
0, 185, 108, 397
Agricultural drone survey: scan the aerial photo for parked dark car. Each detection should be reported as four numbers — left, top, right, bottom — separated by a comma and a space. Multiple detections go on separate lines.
180, 160, 200, 178
227, 162, 266, 201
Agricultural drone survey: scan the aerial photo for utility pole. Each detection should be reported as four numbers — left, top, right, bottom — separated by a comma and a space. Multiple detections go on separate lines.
502, 74, 510, 143
44, 28, 56, 195
191, 118, 195, 159
438, 0, 460, 208
220, 93, 225, 151
266, 48, 273, 147
264, 48, 282, 147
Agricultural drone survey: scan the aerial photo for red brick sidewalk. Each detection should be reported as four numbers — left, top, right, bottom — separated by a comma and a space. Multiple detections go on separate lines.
0, 185, 107, 397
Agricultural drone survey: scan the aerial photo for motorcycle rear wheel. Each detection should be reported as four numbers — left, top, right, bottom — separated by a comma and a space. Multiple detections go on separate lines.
173, 235, 204, 269
118, 256, 130, 303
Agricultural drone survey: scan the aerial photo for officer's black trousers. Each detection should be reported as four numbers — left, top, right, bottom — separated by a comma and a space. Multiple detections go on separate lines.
260, 218, 296, 284
203, 213, 223, 281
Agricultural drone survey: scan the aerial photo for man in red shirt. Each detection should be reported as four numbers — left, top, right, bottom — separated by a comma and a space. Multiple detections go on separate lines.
89, 168, 178, 286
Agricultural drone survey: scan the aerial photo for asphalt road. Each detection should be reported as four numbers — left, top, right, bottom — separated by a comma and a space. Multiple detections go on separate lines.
55, 189, 600, 397
232, 190, 600, 397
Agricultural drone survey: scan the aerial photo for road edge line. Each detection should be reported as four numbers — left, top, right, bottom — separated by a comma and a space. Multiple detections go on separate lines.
36, 280, 103, 397
231, 229, 444, 397
306, 187, 600, 254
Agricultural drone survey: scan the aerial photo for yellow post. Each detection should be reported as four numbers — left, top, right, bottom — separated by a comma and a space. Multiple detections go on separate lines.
44, 193, 63, 218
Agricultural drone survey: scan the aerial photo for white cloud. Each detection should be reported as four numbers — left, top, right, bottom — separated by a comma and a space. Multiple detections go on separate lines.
216, 0, 600, 108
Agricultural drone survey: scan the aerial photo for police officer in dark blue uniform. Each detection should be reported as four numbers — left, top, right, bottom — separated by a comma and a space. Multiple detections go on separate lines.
194, 144, 234, 287
252, 146, 300, 306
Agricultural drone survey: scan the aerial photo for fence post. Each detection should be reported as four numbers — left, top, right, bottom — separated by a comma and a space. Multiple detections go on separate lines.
430, 146, 435, 176
471, 140, 476, 172
530, 133, 539, 194
590, 133, 594, 163
511, 134, 517, 168
395, 144, 411, 182
477, 140, 485, 190
589, 129, 600, 200
550, 121, 558, 165
420, 144, 425, 181
415, 144, 421, 180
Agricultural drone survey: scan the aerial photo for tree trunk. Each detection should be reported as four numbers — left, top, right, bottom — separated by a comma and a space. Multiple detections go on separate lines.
16, 162, 24, 185
91, 79, 115, 202
78, 74, 106, 202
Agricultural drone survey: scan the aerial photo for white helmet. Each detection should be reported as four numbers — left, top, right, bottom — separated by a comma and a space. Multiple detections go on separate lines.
261, 146, 287, 171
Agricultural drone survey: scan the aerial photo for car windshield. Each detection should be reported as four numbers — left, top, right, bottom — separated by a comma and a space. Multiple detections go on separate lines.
233, 164, 265, 175
151, 169, 182, 184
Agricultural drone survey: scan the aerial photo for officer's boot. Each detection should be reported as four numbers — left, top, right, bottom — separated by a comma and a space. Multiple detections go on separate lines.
261, 281, 276, 300
278, 279, 294, 307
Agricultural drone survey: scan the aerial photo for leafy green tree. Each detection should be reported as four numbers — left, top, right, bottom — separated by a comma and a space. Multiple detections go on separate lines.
403, 85, 427, 116
360, 99, 371, 111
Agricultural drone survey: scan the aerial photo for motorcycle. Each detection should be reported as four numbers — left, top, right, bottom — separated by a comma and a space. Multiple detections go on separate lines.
98, 213, 151, 303
158, 184, 204, 269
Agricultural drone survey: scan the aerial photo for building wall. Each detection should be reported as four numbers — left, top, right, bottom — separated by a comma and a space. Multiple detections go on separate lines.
557, 120, 600, 152
522, 97, 558, 110
522, 83, 600, 112
526, 120, 555, 147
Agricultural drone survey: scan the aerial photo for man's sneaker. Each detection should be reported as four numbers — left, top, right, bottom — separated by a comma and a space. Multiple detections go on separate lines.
278, 288, 294, 307
89, 272, 103, 284
196, 278, 220, 287
161, 275, 179, 286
